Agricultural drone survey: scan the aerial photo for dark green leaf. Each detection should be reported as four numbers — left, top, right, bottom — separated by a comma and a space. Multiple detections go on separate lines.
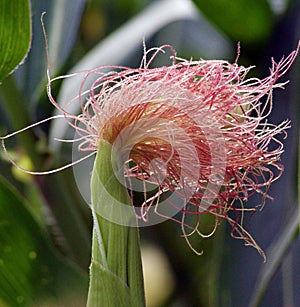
0, 176, 88, 307
0, 0, 31, 81
192, 0, 274, 44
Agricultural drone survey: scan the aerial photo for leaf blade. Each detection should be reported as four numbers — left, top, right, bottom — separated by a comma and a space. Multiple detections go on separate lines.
192, 0, 274, 43
0, 176, 88, 306
0, 0, 32, 81
249, 208, 299, 307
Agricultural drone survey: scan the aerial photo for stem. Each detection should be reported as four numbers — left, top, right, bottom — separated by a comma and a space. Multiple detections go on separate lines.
87, 141, 145, 307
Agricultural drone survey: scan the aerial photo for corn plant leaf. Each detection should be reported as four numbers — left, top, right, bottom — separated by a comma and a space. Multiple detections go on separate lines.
192, 0, 274, 43
0, 176, 88, 307
248, 207, 299, 307
0, 0, 31, 82
14, 0, 87, 105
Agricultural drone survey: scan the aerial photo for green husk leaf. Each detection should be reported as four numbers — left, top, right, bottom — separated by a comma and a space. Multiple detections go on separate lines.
87, 141, 145, 307
88, 250, 133, 306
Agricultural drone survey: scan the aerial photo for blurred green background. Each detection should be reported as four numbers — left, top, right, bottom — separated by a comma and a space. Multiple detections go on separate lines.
0, 0, 299, 306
